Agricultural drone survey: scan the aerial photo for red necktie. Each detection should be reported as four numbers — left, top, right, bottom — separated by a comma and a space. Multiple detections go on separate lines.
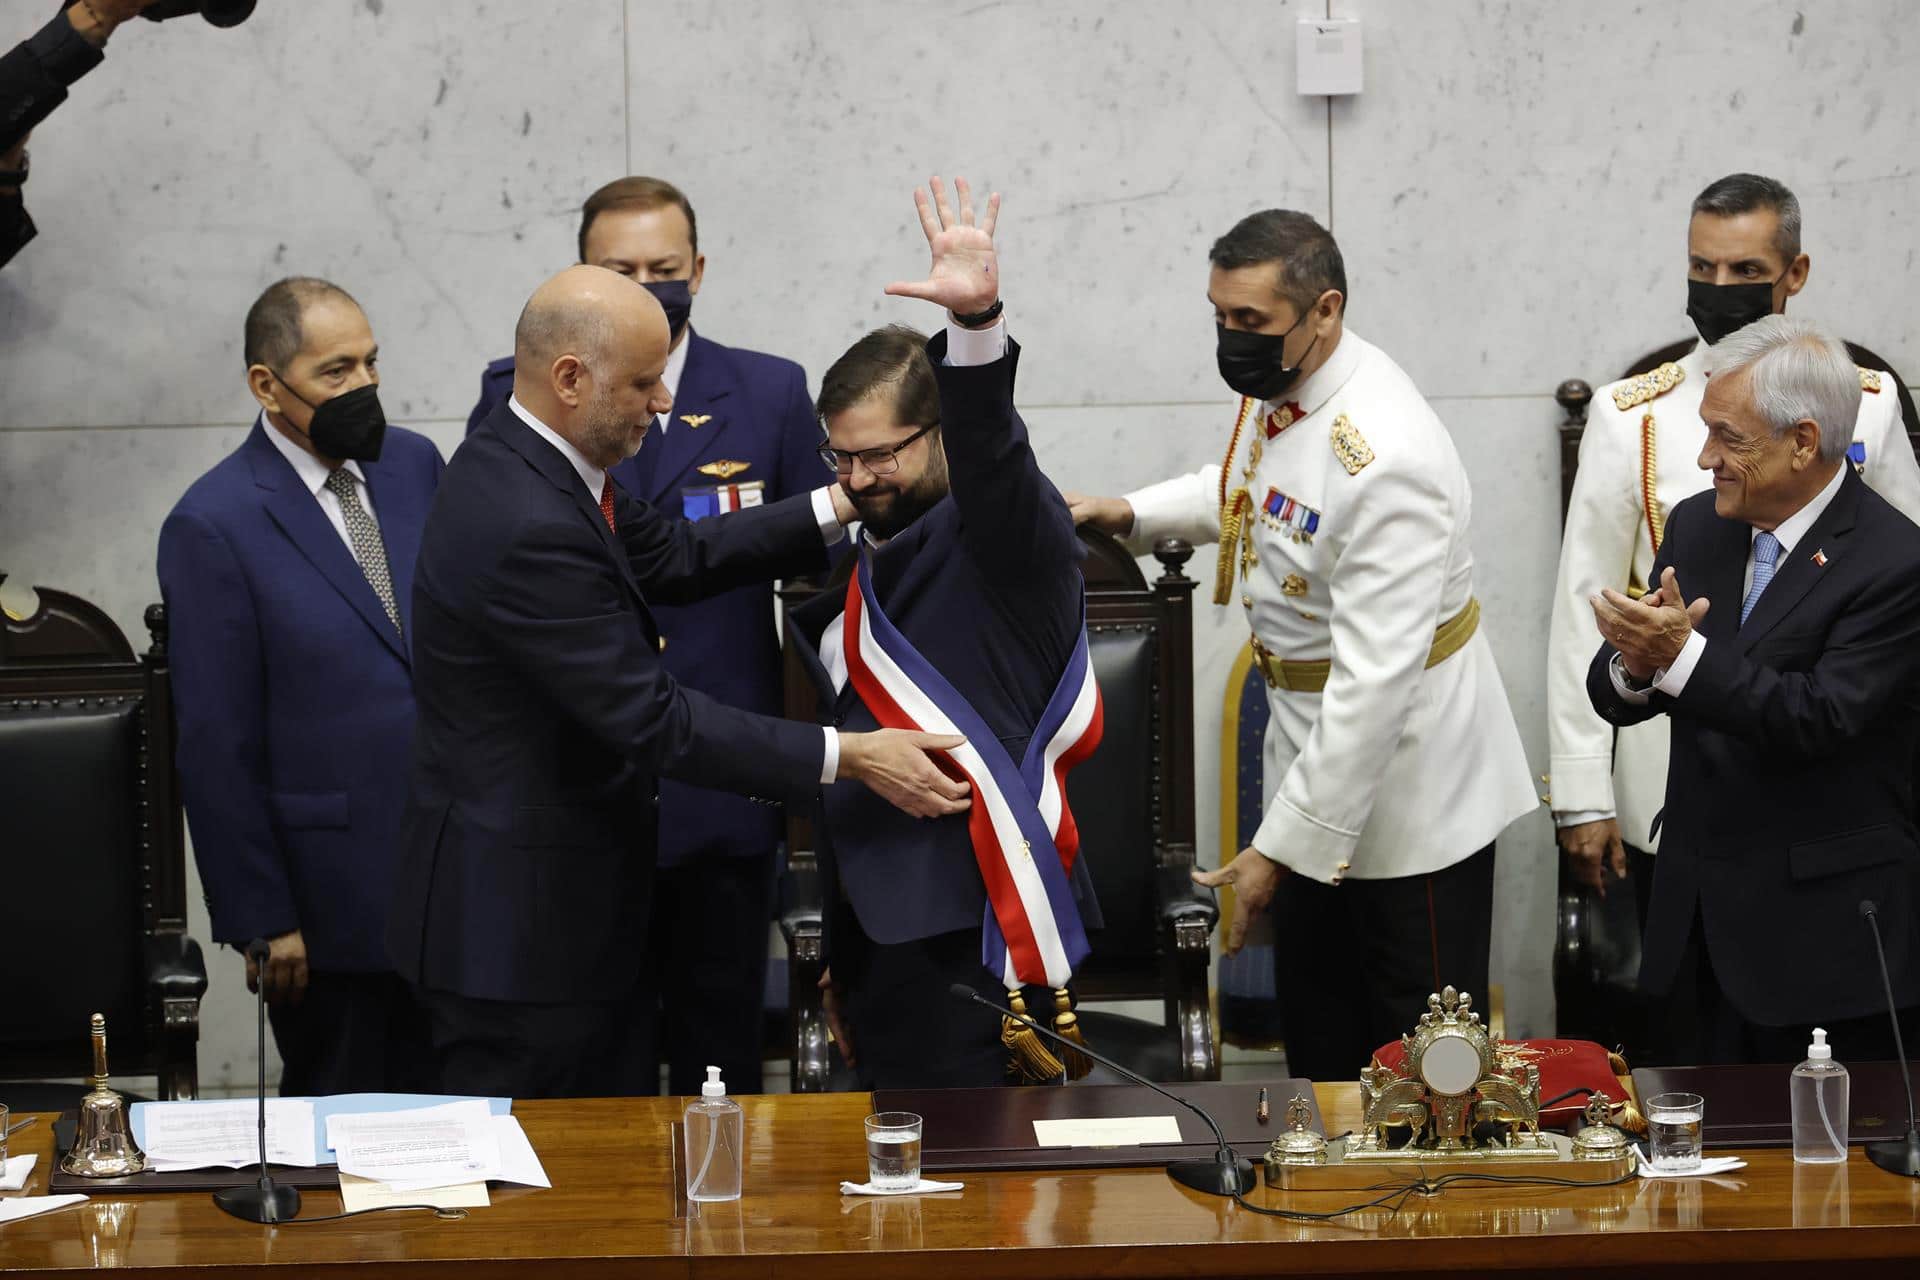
599, 476, 617, 533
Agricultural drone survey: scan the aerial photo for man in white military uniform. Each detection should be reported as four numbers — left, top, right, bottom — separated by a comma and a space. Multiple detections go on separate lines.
1547, 174, 1920, 1023
1070, 211, 1536, 1081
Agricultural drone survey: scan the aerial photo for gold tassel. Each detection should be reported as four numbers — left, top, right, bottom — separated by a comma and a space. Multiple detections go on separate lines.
1607, 1050, 1647, 1134
1001, 989, 1066, 1083
1213, 489, 1251, 606
1051, 988, 1093, 1080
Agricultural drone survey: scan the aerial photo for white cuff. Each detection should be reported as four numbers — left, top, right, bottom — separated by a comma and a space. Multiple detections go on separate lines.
820, 727, 840, 784
812, 486, 847, 545
943, 316, 1007, 367
1652, 630, 1707, 696
1607, 652, 1653, 706
1554, 809, 1616, 828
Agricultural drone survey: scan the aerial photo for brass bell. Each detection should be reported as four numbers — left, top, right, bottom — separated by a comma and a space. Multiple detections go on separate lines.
60, 1013, 148, 1178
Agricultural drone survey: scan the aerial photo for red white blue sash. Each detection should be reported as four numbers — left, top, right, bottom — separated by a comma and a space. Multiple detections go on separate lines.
822, 546, 1103, 988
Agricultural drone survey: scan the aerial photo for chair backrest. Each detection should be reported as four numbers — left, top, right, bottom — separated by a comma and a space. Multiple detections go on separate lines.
1556, 338, 1920, 523
0, 587, 191, 1084
776, 530, 1200, 1002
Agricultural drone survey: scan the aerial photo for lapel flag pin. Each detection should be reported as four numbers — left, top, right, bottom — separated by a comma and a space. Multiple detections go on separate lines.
1812, 549, 1827, 567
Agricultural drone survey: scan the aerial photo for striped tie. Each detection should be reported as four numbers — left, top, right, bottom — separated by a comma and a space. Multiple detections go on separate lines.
1740, 530, 1781, 625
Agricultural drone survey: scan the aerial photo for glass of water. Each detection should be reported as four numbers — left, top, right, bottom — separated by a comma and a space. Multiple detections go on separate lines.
1647, 1092, 1705, 1172
864, 1111, 923, 1191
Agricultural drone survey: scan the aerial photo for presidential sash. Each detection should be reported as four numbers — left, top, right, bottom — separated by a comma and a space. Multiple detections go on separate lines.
822, 546, 1103, 991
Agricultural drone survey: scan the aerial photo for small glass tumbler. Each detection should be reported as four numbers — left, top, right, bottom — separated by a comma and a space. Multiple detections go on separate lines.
1646, 1092, 1706, 1172
864, 1111, 923, 1191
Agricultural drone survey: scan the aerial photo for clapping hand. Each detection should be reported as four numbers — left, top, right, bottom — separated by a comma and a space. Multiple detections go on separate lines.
1591, 566, 1710, 681
885, 176, 1001, 321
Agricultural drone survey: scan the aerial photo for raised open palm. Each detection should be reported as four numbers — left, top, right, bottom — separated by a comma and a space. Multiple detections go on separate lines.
884, 176, 1001, 317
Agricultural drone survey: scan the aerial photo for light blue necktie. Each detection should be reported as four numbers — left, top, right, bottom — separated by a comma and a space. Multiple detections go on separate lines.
1740, 530, 1781, 625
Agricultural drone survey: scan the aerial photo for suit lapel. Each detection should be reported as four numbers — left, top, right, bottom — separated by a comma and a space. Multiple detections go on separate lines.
1695, 512, 1749, 647
640, 331, 736, 503
1738, 469, 1861, 651
490, 402, 650, 612
246, 424, 408, 663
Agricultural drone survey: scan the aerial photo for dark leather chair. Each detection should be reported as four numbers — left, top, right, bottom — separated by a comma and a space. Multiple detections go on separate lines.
1550, 340, 1917, 1050
775, 531, 1220, 1088
0, 584, 207, 1106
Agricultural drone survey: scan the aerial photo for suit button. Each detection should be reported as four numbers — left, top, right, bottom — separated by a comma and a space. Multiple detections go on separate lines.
657, 636, 668, 651
1241, 594, 1253, 608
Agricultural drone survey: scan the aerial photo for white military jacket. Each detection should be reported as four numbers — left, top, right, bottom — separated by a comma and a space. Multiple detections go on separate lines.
1546, 340, 1920, 849
1124, 330, 1537, 886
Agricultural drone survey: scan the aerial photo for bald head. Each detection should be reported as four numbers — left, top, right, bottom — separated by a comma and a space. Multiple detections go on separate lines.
511, 265, 674, 469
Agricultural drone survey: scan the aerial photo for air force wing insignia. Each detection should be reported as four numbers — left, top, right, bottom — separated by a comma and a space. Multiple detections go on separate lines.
681, 413, 714, 428
697, 459, 751, 480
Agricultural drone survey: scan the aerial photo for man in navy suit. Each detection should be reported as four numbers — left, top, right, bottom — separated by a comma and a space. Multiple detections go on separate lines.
391, 264, 967, 1099
158, 277, 442, 1095
791, 179, 1101, 1090
1589, 315, 1920, 1064
464, 177, 824, 1094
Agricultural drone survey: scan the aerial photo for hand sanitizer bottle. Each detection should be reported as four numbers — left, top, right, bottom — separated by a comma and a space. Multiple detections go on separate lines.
1792, 1027, 1849, 1164
684, 1065, 743, 1201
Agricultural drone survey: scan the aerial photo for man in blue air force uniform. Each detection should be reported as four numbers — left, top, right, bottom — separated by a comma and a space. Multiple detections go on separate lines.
158, 277, 442, 1095
792, 178, 1102, 1090
464, 177, 824, 1094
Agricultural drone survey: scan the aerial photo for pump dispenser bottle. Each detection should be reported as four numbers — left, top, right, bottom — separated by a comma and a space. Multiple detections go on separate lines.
1792, 1027, 1850, 1164
685, 1065, 744, 1201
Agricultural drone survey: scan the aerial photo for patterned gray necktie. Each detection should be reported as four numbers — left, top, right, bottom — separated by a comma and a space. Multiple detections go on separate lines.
323, 468, 401, 635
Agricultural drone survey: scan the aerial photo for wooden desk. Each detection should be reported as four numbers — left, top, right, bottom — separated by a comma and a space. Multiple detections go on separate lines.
4, 1086, 1920, 1278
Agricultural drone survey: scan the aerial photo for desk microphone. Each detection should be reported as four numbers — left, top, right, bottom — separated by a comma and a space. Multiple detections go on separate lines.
947, 984, 1258, 1196
214, 939, 302, 1223
1858, 901, 1920, 1178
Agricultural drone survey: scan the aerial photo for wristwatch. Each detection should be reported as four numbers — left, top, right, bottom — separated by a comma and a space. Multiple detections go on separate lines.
0, 151, 29, 188
952, 297, 1004, 328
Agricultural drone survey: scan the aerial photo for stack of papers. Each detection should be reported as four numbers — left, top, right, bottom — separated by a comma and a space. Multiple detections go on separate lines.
327, 1099, 549, 1195
140, 1099, 318, 1171
0, 1195, 87, 1226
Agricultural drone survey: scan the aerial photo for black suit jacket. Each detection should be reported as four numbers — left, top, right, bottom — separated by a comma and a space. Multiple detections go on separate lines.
387, 399, 827, 1003
1587, 467, 1920, 1025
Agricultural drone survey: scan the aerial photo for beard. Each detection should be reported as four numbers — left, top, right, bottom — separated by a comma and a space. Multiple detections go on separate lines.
579, 388, 648, 468
846, 450, 949, 541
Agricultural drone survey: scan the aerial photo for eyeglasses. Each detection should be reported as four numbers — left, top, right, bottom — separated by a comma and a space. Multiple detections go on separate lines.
818, 423, 937, 476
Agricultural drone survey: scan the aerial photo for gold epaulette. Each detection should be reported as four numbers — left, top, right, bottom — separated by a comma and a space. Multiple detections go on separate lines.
1610, 361, 1686, 412
1331, 414, 1374, 476
1860, 367, 1884, 394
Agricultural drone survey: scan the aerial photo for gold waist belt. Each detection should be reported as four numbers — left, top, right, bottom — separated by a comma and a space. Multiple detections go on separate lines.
1249, 598, 1481, 693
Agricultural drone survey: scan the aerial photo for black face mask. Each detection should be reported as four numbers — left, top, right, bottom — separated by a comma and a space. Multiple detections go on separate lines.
641, 278, 693, 340
1686, 277, 1777, 347
272, 376, 387, 462
1216, 305, 1320, 401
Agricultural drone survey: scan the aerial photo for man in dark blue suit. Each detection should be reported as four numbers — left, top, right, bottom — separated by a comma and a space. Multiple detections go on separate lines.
792, 179, 1101, 1090
392, 264, 966, 1099
1588, 315, 1920, 1064
463, 177, 824, 1094
158, 277, 442, 1095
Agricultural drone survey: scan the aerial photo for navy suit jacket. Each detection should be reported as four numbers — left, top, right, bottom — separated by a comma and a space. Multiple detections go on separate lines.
157, 418, 443, 972
466, 330, 825, 867
1588, 467, 1920, 1025
389, 398, 829, 1003
792, 334, 1102, 947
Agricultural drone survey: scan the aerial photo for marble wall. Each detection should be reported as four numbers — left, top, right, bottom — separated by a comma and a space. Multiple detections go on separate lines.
3, 0, 1914, 1088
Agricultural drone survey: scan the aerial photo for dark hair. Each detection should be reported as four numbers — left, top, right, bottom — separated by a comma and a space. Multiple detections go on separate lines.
1208, 209, 1348, 316
1691, 173, 1801, 261
817, 325, 940, 429
242, 277, 358, 369
578, 176, 698, 261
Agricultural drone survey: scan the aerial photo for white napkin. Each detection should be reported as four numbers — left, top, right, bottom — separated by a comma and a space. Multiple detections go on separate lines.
0, 1194, 87, 1226
839, 1178, 964, 1196
1638, 1155, 1747, 1179
0, 1154, 38, 1192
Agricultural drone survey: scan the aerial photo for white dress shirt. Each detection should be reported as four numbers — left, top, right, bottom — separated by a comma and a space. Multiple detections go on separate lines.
1611, 461, 1849, 704
260, 411, 378, 549
651, 332, 692, 435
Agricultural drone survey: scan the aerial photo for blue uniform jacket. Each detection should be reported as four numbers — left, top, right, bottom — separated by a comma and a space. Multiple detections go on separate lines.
792, 334, 1102, 946
465, 330, 825, 866
388, 399, 830, 1004
156, 418, 443, 972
